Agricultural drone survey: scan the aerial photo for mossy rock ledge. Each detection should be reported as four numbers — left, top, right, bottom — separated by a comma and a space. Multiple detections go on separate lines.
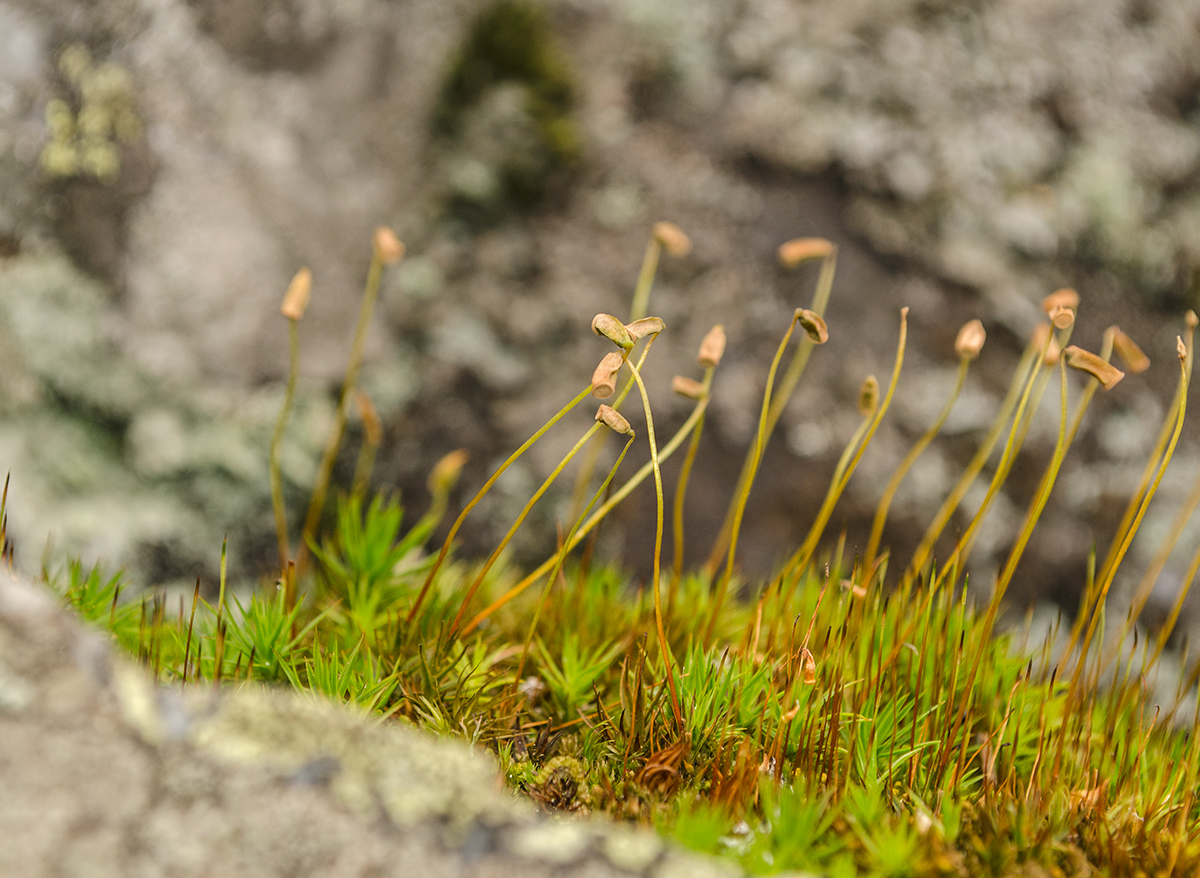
0, 568, 811, 878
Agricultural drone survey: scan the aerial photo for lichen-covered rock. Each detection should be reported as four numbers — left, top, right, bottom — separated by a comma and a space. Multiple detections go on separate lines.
0, 251, 334, 587
0, 566, 817, 878
2, 0, 1199, 627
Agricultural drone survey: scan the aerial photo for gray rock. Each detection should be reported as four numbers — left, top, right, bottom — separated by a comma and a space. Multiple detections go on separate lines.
0, 565, 817, 878
1, 0, 1198, 635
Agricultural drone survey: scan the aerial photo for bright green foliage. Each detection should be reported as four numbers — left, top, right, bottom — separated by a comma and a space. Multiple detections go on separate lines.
310, 493, 433, 641
221, 589, 315, 683
535, 634, 621, 719
283, 637, 399, 712
44, 224, 1200, 877
55, 561, 140, 653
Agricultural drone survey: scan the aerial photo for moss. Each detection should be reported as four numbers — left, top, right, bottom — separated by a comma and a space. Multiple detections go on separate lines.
434, 0, 582, 213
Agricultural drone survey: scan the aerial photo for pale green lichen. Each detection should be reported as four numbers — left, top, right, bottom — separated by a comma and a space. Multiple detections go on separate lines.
0, 660, 35, 713
507, 820, 592, 864
113, 662, 166, 744
102, 646, 816, 876
654, 853, 745, 878
180, 685, 525, 829
603, 825, 665, 872
40, 43, 142, 182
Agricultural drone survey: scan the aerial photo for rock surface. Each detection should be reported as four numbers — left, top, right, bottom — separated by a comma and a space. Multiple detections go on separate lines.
1, 0, 1200, 631
0, 565, 798, 878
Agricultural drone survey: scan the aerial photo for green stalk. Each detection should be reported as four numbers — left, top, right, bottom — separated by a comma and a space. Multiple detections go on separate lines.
299, 248, 390, 571
903, 338, 1040, 587
669, 366, 715, 611
463, 357, 712, 634
406, 384, 594, 626
705, 311, 802, 645
1068, 338, 1191, 679
782, 307, 909, 586
1063, 319, 1195, 675
863, 354, 969, 578
992, 356, 1073, 612
448, 423, 602, 637
629, 235, 663, 324
270, 317, 301, 570
512, 434, 637, 690
567, 229, 670, 524
926, 325, 1060, 592
704, 246, 838, 576
623, 350, 682, 726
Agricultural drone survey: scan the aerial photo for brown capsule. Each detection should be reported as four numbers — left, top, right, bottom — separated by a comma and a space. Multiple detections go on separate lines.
671, 375, 705, 400
1048, 304, 1075, 330
652, 221, 692, 258
840, 579, 868, 598
372, 227, 405, 265
625, 316, 665, 341
1032, 323, 1062, 366
591, 351, 624, 399
1188, 311, 1199, 329
1179, 336, 1188, 360
1042, 287, 1080, 314
428, 449, 469, 497
592, 313, 634, 349
799, 647, 817, 685
1063, 345, 1125, 390
796, 308, 829, 344
778, 237, 834, 268
280, 267, 312, 321
954, 319, 986, 360
858, 374, 880, 416
697, 324, 726, 368
596, 404, 634, 436
1109, 328, 1150, 374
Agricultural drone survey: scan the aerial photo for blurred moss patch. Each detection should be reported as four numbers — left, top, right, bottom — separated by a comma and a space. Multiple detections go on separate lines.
433, 0, 582, 219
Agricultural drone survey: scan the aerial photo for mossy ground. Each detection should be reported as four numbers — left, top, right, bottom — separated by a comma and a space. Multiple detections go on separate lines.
32, 225, 1200, 877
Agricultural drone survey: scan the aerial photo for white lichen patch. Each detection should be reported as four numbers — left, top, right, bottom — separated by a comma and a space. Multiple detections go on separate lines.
602, 825, 664, 872
508, 821, 593, 864
0, 659, 35, 713
182, 685, 524, 829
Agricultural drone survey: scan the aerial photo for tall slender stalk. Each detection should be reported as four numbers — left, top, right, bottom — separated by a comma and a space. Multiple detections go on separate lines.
448, 421, 602, 637
624, 351, 682, 725
1061, 331, 1192, 680
298, 228, 403, 572
704, 310, 805, 645
463, 350, 714, 635
512, 427, 637, 694
863, 320, 983, 578
568, 223, 691, 523
902, 334, 1044, 588
669, 370, 714, 609
705, 240, 838, 576
270, 268, 312, 570
924, 321, 1064, 592
781, 307, 909, 588
406, 384, 594, 626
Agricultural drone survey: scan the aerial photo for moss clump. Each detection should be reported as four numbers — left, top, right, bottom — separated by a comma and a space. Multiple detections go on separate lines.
434, 0, 582, 213
42, 225, 1200, 876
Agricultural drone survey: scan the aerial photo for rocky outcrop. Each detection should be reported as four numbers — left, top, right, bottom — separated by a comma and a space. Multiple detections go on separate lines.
2, 0, 1199, 630
0, 566, 801, 877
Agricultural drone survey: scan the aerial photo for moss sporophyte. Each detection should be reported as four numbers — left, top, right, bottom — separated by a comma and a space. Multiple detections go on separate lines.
41, 220, 1200, 876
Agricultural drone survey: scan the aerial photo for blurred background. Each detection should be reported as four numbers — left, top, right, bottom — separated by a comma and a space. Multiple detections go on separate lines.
3, 0, 1200, 632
